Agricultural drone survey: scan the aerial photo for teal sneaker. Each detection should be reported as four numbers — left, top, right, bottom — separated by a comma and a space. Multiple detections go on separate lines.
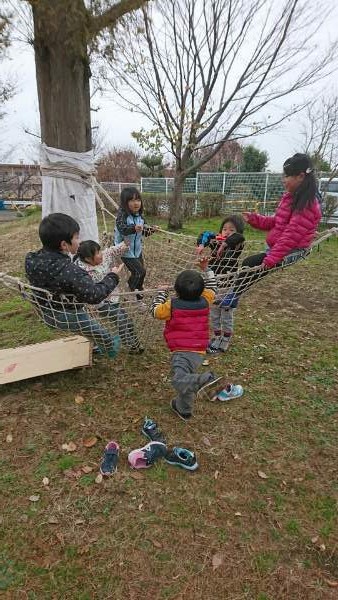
165, 447, 198, 471
216, 384, 244, 402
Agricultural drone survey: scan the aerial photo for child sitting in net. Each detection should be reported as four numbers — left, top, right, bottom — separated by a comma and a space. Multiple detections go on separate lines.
74, 240, 144, 354
196, 214, 245, 353
151, 258, 243, 420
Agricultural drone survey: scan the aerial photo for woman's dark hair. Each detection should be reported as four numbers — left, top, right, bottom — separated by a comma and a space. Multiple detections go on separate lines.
39, 213, 80, 250
283, 153, 317, 212
219, 214, 245, 234
120, 186, 143, 215
76, 240, 101, 262
174, 269, 205, 301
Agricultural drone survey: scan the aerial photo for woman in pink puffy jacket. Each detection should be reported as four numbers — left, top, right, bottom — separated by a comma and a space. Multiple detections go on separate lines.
220, 153, 322, 309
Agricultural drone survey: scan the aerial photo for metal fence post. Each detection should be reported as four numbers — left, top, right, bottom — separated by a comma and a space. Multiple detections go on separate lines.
263, 172, 269, 213
140, 178, 143, 193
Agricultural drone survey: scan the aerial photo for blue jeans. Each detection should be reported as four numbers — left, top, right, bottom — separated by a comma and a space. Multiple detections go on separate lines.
97, 302, 140, 349
41, 306, 120, 356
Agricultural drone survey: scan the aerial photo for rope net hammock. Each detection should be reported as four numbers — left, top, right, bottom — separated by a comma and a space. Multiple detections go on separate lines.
0, 179, 337, 354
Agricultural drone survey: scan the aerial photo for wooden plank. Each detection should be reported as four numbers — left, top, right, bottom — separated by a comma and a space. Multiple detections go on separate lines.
0, 336, 92, 384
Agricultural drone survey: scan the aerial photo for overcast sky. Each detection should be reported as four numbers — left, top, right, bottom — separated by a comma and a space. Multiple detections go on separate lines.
0, 1, 337, 173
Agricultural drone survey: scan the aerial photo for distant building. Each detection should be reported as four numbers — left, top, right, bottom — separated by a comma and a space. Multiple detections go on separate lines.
0, 163, 41, 201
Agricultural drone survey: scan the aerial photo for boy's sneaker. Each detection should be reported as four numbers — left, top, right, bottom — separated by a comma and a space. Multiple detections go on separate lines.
107, 335, 121, 358
165, 447, 198, 471
100, 441, 119, 476
128, 441, 167, 469
207, 337, 221, 354
216, 383, 244, 402
220, 292, 239, 309
170, 399, 192, 421
141, 417, 166, 444
197, 375, 231, 402
218, 336, 231, 352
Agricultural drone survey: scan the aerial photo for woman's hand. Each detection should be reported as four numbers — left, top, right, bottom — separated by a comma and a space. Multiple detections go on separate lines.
196, 244, 205, 255
242, 212, 251, 222
135, 224, 143, 233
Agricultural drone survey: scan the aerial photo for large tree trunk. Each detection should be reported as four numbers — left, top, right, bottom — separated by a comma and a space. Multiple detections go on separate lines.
32, 0, 91, 151
168, 172, 185, 230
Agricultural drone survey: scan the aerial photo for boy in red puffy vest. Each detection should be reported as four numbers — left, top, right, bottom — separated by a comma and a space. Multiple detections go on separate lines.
151, 260, 243, 420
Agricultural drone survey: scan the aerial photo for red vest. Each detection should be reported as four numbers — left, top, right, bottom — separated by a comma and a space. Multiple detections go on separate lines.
164, 297, 210, 352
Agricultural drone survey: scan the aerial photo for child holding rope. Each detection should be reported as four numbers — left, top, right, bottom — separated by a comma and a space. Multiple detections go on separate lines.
196, 214, 245, 352
220, 154, 322, 309
74, 240, 144, 354
114, 187, 157, 307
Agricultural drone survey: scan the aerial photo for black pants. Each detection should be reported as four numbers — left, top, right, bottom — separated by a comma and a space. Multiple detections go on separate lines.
121, 255, 146, 292
232, 252, 268, 298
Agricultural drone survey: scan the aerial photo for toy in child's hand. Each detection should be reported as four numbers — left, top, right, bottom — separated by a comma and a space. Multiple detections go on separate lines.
215, 234, 226, 242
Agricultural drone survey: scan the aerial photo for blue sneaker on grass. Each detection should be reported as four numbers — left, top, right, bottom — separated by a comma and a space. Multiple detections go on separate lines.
100, 441, 119, 476
165, 447, 198, 471
216, 384, 244, 402
142, 417, 166, 444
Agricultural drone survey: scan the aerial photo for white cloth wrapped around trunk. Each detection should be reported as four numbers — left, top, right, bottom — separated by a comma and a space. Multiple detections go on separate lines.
40, 144, 99, 242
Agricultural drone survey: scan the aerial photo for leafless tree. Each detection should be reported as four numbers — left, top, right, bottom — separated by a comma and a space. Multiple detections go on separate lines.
302, 95, 338, 177
301, 95, 338, 223
0, 11, 15, 119
104, 0, 338, 229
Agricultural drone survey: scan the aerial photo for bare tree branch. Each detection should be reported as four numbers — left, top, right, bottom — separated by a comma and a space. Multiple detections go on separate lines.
89, 0, 150, 38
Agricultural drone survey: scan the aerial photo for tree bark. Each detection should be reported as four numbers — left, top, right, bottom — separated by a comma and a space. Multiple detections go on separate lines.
168, 172, 185, 230
32, 0, 92, 152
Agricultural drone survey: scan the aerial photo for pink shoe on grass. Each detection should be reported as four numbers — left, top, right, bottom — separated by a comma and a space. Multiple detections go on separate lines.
128, 441, 167, 469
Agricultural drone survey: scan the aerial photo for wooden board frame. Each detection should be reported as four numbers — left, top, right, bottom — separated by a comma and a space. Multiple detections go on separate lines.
0, 336, 92, 384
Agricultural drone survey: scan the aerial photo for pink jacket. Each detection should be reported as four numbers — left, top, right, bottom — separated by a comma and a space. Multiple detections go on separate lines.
247, 192, 321, 268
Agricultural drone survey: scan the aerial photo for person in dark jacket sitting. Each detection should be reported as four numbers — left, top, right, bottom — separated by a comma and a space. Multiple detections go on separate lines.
25, 213, 121, 357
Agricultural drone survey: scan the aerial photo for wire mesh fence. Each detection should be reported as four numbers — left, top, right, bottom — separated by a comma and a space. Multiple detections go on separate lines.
100, 172, 285, 216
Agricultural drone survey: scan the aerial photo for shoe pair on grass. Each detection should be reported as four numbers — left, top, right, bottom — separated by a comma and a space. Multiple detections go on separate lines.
127, 418, 198, 471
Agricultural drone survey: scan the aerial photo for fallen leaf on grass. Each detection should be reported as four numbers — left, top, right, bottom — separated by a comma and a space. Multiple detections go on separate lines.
78, 545, 90, 555
214, 470, 220, 480
75, 519, 85, 525
74, 395, 85, 405
232, 453, 240, 461
42, 477, 49, 486
81, 465, 93, 474
311, 536, 319, 544
202, 359, 210, 366
63, 469, 82, 480
29, 495, 40, 502
95, 473, 103, 484
319, 543, 326, 552
234, 512, 242, 517
152, 540, 162, 549
62, 442, 77, 452
83, 437, 98, 448
6, 433, 13, 443
212, 552, 224, 571
48, 516, 59, 524
130, 472, 144, 480
324, 579, 338, 588
257, 470, 268, 479
55, 532, 64, 545
202, 436, 212, 447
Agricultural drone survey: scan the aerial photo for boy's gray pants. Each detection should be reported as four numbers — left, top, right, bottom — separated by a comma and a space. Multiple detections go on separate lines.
210, 305, 234, 336
171, 351, 214, 415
